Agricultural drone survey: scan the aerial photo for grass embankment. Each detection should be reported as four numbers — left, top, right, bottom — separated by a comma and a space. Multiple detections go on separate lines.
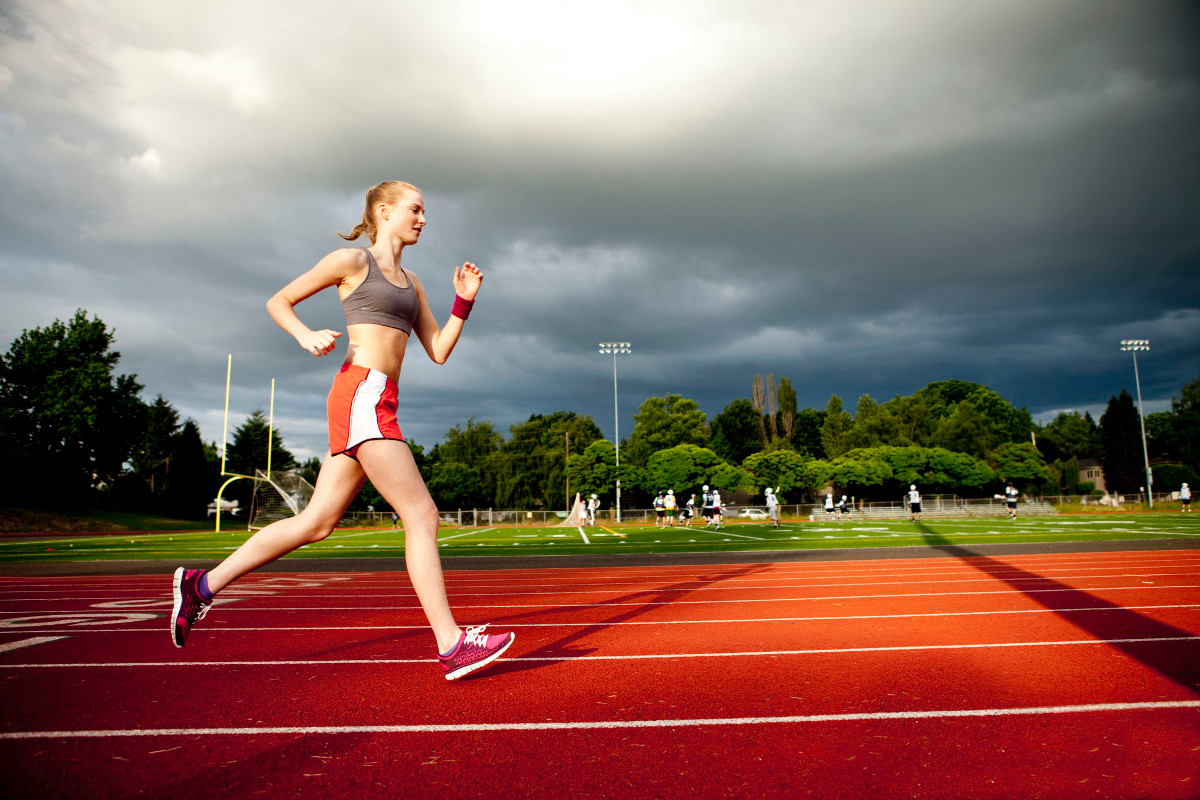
0, 508, 212, 536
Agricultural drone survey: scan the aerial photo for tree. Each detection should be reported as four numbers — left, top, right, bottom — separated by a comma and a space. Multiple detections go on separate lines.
929, 401, 998, 458
742, 449, 812, 493
0, 310, 146, 506
777, 377, 798, 442
1100, 390, 1144, 494
1036, 411, 1100, 463
162, 420, 220, 518
496, 411, 602, 510
819, 395, 853, 459
429, 418, 503, 507
988, 442, 1051, 491
130, 395, 182, 507
645, 444, 724, 496
624, 394, 709, 466
1170, 376, 1200, 473
225, 410, 296, 477
566, 440, 618, 506
709, 399, 763, 465
791, 408, 826, 456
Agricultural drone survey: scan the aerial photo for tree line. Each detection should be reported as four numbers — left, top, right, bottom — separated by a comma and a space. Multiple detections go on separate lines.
2, 311, 1196, 517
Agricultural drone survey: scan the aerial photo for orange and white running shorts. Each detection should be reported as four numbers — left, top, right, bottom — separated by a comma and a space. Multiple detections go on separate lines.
327, 364, 404, 458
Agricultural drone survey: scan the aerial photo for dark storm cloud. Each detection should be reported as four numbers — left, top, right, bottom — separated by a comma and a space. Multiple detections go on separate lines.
0, 0, 1197, 459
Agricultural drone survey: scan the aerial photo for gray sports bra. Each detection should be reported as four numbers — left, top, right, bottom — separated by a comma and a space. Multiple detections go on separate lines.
341, 248, 420, 334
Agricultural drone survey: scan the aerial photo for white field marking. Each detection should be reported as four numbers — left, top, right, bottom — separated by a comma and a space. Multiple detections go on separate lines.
435, 528, 495, 542
0, 636, 69, 653
17, 604, 1200, 635
0, 612, 160, 628
3, 636, 1198, 671
580, 528, 590, 545
697, 529, 763, 541
6, 583, 1196, 615
2, 702, 1197, 739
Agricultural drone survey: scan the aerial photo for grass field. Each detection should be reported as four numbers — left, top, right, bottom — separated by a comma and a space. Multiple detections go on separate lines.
1, 513, 1197, 563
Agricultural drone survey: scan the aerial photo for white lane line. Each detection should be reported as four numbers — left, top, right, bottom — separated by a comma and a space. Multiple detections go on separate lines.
3, 568, 1198, 602
0, 636, 69, 654
12, 603, 1197, 634
2, 701, 1197, 739
4, 582, 1191, 615
579, 528, 591, 545
3, 635, 1196, 668
436, 528, 495, 542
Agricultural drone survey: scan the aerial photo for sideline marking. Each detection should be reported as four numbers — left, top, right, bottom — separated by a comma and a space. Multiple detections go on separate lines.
0, 636, 69, 654
579, 528, 591, 545
4, 635, 1196, 668
2, 701, 1197, 739
599, 526, 625, 538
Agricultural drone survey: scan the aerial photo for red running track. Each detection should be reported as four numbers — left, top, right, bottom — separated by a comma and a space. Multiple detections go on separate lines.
0, 549, 1198, 798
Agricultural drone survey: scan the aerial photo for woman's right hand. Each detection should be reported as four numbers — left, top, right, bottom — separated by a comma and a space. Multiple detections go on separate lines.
296, 329, 342, 357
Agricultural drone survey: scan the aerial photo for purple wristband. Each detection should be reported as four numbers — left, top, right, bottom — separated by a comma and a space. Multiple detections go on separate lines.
451, 295, 474, 320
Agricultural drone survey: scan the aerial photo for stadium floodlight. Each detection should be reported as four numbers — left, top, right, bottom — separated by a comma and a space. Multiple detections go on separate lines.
1119, 339, 1154, 508
598, 342, 632, 523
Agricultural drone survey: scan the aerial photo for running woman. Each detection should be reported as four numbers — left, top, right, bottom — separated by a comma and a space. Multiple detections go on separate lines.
170, 181, 514, 681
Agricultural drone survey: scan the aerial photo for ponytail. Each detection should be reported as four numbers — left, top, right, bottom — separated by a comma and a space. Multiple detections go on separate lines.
337, 180, 420, 244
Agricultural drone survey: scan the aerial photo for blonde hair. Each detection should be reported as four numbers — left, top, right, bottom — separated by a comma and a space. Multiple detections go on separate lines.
338, 181, 421, 243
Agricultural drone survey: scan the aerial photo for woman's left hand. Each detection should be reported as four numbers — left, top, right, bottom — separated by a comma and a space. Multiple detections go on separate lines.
453, 262, 483, 300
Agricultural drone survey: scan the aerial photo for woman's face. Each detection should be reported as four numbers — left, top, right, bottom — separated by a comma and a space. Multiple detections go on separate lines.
378, 189, 426, 245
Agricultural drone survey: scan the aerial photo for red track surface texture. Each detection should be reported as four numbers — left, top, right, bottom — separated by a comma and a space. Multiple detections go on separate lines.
1, 549, 1198, 798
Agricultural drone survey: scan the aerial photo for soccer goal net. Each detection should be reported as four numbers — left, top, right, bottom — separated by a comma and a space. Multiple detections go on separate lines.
248, 469, 315, 530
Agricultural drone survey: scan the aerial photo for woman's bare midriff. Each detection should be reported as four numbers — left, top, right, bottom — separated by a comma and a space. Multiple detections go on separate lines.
343, 323, 410, 384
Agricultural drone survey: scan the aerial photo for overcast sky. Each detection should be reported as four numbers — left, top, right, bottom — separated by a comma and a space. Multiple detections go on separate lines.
2, 0, 1197, 461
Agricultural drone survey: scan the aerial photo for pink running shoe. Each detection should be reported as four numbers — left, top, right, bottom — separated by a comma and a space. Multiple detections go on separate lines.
171, 567, 211, 648
439, 625, 515, 681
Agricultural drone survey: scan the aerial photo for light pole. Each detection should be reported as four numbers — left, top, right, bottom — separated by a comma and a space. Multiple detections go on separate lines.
598, 342, 631, 522
1120, 339, 1154, 508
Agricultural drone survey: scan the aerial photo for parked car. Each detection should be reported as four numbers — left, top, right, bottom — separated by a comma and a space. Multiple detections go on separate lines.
738, 508, 768, 520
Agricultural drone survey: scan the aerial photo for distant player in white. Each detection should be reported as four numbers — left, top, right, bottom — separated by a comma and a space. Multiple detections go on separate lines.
702, 485, 715, 527
683, 494, 696, 526
586, 494, 599, 526
825, 492, 835, 517
664, 489, 677, 527
909, 485, 922, 521
1004, 482, 1019, 519
1182, 483, 1192, 513
765, 487, 781, 528
838, 495, 850, 517
654, 491, 666, 528
711, 489, 723, 530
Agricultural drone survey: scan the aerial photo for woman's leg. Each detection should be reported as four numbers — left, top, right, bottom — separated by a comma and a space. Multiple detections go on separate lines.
205, 453, 366, 594
354, 438, 461, 653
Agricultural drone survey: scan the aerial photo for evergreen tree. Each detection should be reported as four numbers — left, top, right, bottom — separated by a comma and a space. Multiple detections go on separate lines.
1099, 390, 1144, 494
709, 398, 763, 465
819, 395, 853, 459
624, 394, 709, 467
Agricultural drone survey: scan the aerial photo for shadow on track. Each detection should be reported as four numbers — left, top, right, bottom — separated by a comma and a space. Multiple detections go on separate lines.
474, 563, 776, 679
914, 521, 1200, 694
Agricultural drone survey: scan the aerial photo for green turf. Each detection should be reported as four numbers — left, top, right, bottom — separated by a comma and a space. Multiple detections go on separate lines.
0, 513, 1197, 564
